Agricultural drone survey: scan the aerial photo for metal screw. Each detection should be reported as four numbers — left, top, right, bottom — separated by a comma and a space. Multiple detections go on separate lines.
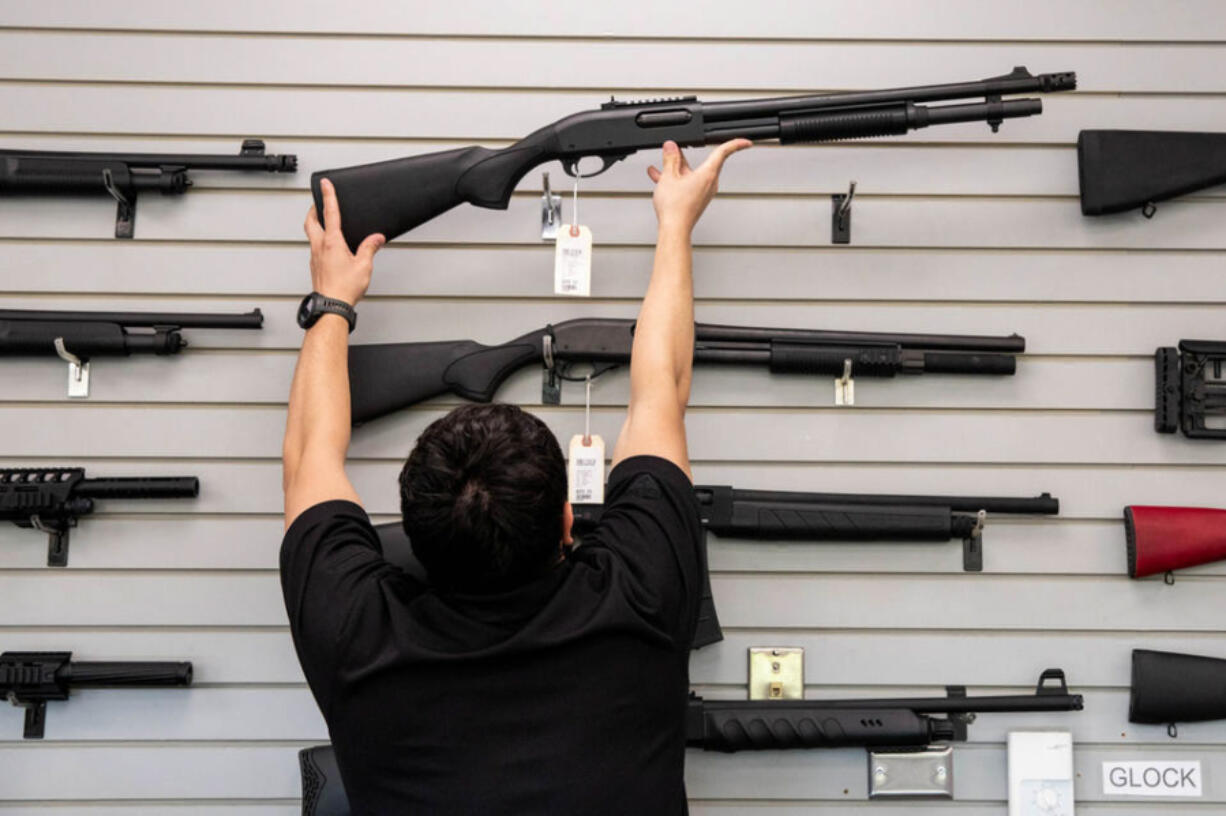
873, 766, 888, 786
934, 766, 948, 783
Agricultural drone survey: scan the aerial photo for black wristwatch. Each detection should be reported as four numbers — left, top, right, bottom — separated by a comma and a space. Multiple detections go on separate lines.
297, 292, 357, 333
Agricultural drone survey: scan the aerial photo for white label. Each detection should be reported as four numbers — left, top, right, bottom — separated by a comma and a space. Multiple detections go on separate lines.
567, 433, 605, 504
1102, 761, 1202, 797
554, 224, 592, 297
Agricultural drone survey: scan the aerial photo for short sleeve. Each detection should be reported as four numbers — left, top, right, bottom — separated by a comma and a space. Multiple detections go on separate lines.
579, 456, 704, 646
279, 500, 394, 710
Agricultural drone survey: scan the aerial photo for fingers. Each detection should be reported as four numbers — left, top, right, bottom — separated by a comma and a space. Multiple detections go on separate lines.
647, 165, 662, 183
660, 141, 682, 177
303, 206, 324, 250
699, 137, 753, 176
319, 178, 342, 236
354, 233, 387, 266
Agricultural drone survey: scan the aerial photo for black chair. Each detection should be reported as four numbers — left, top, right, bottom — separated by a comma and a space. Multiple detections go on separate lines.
299, 745, 350, 816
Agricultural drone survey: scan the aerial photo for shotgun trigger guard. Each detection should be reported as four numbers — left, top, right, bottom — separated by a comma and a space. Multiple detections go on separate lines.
561, 153, 631, 179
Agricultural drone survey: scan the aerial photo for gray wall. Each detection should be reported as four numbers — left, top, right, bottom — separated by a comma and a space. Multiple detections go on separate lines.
2, 1, 1225, 811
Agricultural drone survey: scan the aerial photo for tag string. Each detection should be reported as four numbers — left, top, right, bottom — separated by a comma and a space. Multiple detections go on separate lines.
570, 176, 580, 237
583, 374, 592, 445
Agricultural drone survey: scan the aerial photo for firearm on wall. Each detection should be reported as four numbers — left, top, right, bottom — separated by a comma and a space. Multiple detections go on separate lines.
1124, 505, 1226, 580
0, 308, 264, 398
312, 67, 1077, 249
1154, 340, 1225, 440
376, 487, 1059, 649
0, 140, 297, 238
1130, 649, 1226, 735
349, 318, 1025, 423
1, 651, 193, 739
299, 669, 1083, 811
1, 468, 200, 566
1079, 130, 1226, 217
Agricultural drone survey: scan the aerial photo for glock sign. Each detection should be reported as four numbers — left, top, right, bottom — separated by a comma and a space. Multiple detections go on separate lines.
1102, 761, 1202, 797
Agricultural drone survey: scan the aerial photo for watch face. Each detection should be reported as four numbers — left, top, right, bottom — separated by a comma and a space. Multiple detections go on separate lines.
297, 294, 317, 328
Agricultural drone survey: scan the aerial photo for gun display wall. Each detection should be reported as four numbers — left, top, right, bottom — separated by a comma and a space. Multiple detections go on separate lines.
3, 7, 1226, 813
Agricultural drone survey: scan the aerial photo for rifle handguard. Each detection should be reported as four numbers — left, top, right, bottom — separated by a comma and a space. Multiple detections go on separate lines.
1124, 505, 1226, 578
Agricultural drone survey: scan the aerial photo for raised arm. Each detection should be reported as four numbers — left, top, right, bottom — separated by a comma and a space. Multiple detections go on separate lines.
283, 179, 385, 528
610, 139, 751, 478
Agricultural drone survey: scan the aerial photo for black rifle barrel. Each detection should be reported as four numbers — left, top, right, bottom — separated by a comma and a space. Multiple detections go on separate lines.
74, 477, 200, 500
702, 70, 1074, 122
707, 488, 1059, 515
59, 661, 194, 686
693, 322, 1025, 352
0, 308, 264, 330
0, 148, 295, 173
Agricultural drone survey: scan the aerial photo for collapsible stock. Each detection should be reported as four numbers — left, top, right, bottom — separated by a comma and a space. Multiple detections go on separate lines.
1130, 649, 1226, 726
1079, 130, 1226, 216
1123, 505, 1226, 578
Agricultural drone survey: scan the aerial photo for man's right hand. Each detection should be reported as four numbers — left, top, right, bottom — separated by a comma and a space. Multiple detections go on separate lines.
647, 139, 752, 235
304, 178, 386, 306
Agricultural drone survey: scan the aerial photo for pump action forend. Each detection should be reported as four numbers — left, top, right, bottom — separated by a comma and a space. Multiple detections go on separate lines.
1, 651, 193, 739
0, 308, 264, 398
350, 318, 1024, 423
313, 67, 1076, 250
0, 140, 297, 238
0, 468, 200, 566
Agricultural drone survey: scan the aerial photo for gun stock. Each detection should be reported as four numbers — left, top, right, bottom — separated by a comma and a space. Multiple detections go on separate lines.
1130, 649, 1226, 727
349, 332, 544, 424
1079, 130, 1226, 216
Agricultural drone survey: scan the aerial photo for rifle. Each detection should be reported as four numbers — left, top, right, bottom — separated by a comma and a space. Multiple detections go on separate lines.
1, 651, 193, 739
0, 140, 297, 238
1079, 130, 1226, 217
312, 67, 1076, 250
350, 318, 1024, 423
376, 487, 1059, 649
297, 669, 1083, 814
1130, 649, 1226, 735
1, 467, 199, 566
0, 308, 264, 398
1155, 340, 1225, 440
1124, 505, 1226, 580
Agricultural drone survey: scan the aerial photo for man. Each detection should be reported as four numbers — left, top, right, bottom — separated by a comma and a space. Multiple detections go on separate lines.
281, 137, 750, 815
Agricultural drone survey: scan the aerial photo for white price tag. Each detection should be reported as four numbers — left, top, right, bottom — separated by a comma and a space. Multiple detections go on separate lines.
1102, 761, 1202, 797
567, 433, 605, 504
554, 224, 592, 297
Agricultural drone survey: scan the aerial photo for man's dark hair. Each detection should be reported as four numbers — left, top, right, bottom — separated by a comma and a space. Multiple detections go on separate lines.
399, 403, 568, 592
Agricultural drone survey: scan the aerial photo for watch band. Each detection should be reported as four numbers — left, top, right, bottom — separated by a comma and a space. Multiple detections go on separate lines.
300, 292, 357, 333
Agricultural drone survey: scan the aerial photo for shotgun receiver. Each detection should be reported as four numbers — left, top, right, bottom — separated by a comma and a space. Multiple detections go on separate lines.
350, 318, 1024, 423
313, 67, 1076, 249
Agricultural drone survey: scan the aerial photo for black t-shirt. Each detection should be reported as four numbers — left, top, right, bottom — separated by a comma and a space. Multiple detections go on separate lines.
280, 455, 704, 816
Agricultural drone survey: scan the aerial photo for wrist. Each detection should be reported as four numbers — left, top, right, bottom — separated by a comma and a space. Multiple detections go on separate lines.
314, 289, 360, 307
656, 220, 694, 242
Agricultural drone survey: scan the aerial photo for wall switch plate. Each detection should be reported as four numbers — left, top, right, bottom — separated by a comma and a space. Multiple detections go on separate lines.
748, 647, 804, 700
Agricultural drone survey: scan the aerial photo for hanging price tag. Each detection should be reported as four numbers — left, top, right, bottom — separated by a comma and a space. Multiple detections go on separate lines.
567, 374, 603, 503
554, 224, 592, 297
568, 433, 605, 504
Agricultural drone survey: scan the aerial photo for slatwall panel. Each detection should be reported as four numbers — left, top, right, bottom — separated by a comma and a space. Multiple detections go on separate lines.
2, 1, 1224, 811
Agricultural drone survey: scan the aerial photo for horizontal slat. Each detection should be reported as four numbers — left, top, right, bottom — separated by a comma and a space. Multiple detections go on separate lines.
1, 405, 1217, 464
5, 629, 1224, 688
4, 242, 1224, 303
2, 460, 1215, 517
2, 743, 1223, 801
0, 32, 1214, 93
0, 687, 1209, 746
2, 571, 1222, 629
1, 297, 1220, 356
0, 354, 1154, 411
4, 191, 1224, 249
3, 0, 1221, 41
3, 85, 1225, 144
